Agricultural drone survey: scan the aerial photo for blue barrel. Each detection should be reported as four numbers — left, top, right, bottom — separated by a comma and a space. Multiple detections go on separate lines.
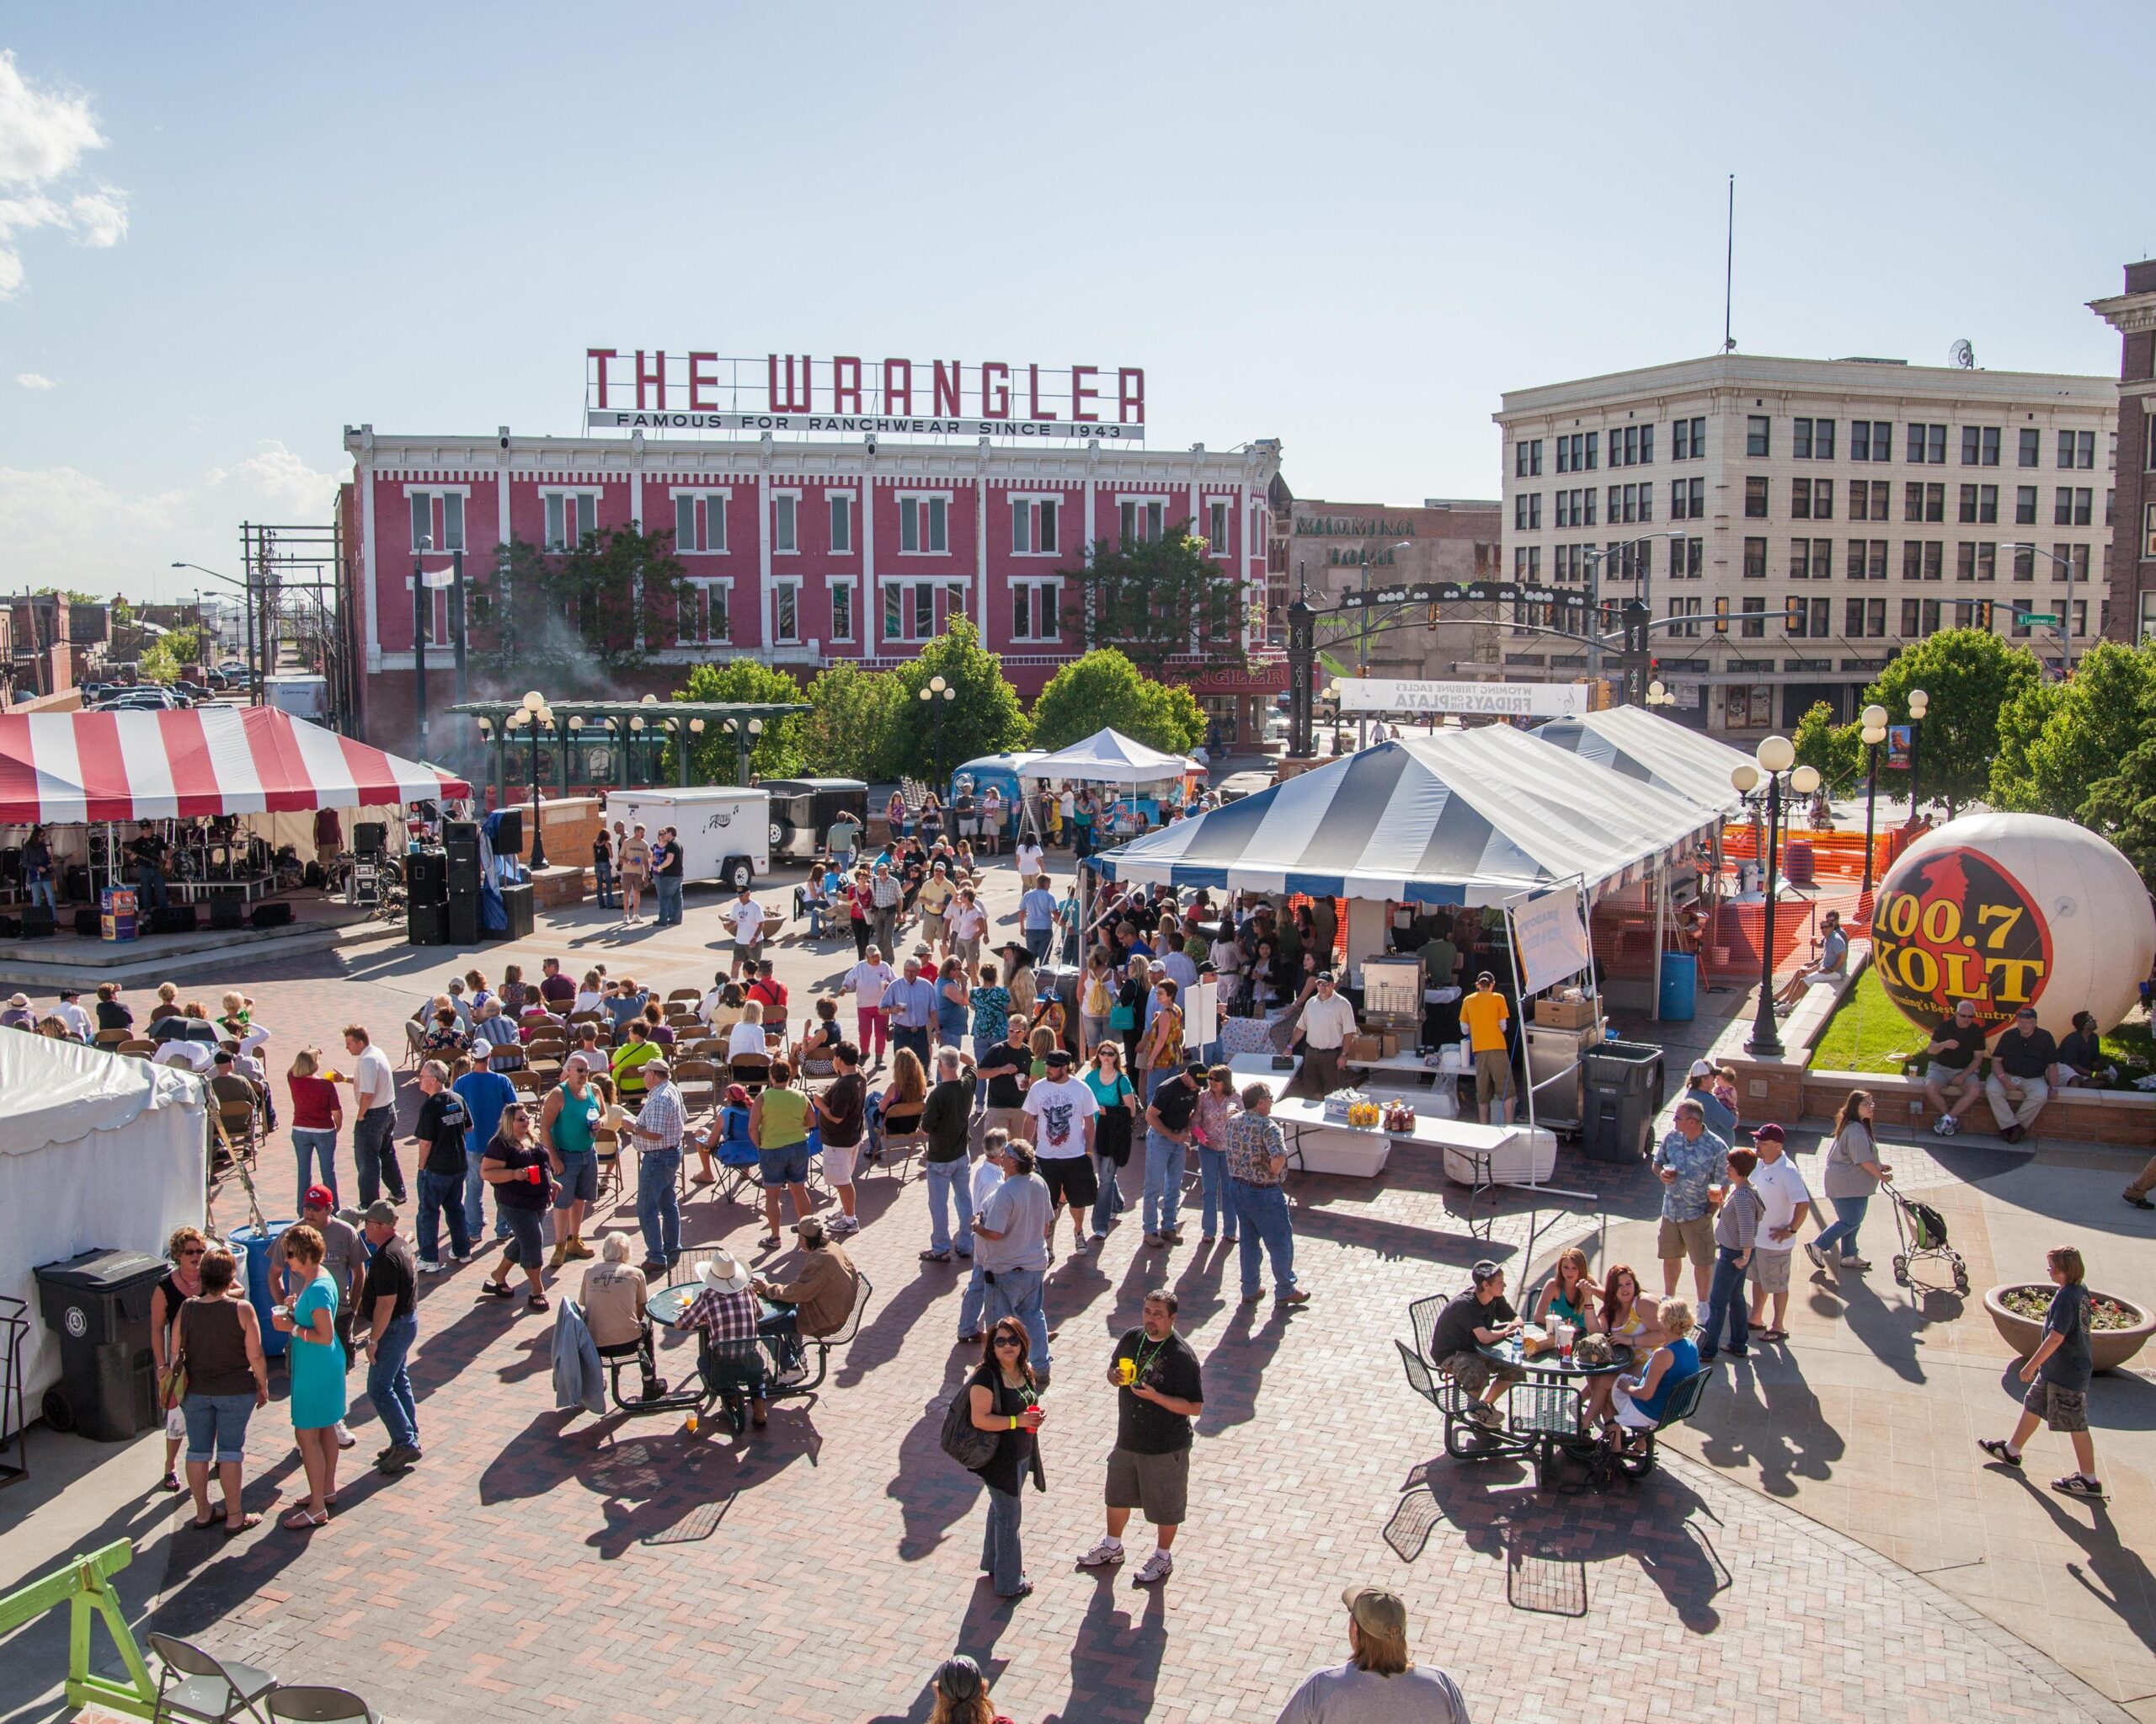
1657, 952, 1698, 1022
228, 1221, 296, 1358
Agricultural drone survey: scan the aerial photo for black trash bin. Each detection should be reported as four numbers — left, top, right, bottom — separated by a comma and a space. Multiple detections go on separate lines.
1580, 1040, 1668, 1164
34, 1248, 170, 1440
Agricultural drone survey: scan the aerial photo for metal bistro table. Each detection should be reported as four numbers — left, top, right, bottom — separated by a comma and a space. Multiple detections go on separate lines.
1474, 1335, 1635, 1490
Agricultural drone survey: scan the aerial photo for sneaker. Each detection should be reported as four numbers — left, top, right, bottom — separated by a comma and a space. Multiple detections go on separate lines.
1977, 1438, 2022, 1468
1840, 1257, 1871, 1272
1465, 1403, 1502, 1430
1133, 1551, 1174, 1585
2052, 1474, 2106, 1499
416, 1258, 445, 1274
1075, 1538, 1126, 1569
2126, 1193, 2155, 1210
1931, 1116, 1956, 1137
334, 1422, 356, 1450
1803, 1242, 1825, 1270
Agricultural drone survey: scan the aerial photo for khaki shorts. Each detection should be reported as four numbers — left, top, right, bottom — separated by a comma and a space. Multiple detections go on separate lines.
922, 912, 947, 944
984, 1106, 1031, 1149
1475, 1049, 1514, 1103
1657, 1214, 1716, 1268
1105, 1444, 1189, 1525
1752, 1246, 1793, 1293
2023, 1379, 2088, 1433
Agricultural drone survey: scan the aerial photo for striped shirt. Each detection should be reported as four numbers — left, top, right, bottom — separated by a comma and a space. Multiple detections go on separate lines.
632, 1082, 686, 1150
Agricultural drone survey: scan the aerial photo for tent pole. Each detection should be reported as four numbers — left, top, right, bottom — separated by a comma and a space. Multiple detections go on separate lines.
1651, 863, 1666, 1022
1505, 878, 1598, 1203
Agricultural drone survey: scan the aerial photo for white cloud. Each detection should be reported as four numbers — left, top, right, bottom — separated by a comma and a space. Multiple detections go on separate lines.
0, 441, 341, 597
0, 51, 125, 296
15, 371, 54, 389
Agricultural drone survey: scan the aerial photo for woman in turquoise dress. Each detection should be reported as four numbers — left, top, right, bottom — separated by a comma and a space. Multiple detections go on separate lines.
273, 1223, 345, 1529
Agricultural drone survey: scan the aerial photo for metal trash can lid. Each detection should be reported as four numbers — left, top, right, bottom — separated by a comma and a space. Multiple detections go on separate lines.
33, 1248, 170, 1294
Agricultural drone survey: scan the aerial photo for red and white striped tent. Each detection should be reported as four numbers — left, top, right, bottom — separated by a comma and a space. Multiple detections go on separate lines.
0, 706, 469, 824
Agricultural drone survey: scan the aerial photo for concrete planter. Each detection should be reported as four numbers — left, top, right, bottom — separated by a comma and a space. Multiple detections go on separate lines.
1983, 1283, 2155, 1374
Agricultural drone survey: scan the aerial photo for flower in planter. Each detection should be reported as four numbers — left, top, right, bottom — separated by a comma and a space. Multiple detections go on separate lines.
1999, 1284, 2140, 1331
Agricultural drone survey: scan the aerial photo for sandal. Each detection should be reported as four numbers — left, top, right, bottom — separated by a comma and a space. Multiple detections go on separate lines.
281, 1508, 328, 1530
189, 1513, 218, 1529
223, 1513, 263, 1535
1759, 1327, 1790, 1342
477, 1281, 512, 1300
527, 1294, 551, 1312
158, 1472, 184, 1493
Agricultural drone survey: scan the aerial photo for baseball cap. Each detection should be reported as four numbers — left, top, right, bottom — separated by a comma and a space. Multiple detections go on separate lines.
1342, 1584, 1407, 1641
1315, 970, 1337, 985
1475, 970, 1495, 985
302, 1184, 336, 1210
795, 1216, 826, 1245
1688, 1059, 1716, 1079
362, 1199, 398, 1226
726, 1082, 749, 1105
1753, 1123, 1785, 1143
2014, 1006, 2037, 1020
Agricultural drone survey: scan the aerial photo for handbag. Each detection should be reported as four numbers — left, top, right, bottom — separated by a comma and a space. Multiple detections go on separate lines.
939, 1375, 1001, 1471
161, 1308, 190, 1406
1108, 1005, 1136, 1032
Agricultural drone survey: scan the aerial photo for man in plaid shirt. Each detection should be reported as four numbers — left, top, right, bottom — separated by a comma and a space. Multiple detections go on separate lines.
676, 1249, 770, 1424
629, 1061, 686, 1274
1225, 1084, 1309, 1310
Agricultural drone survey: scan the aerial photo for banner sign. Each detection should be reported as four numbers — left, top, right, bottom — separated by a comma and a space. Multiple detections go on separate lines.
1509, 885, 1593, 996
583, 351, 1145, 440
1334, 678, 1590, 718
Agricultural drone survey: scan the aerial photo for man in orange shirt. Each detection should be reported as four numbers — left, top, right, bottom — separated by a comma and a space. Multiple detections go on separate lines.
1460, 973, 1513, 1125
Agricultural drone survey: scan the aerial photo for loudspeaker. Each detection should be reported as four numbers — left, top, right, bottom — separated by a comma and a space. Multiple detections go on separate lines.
446, 894, 480, 947
209, 893, 245, 931
499, 882, 534, 941
492, 809, 523, 854
18, 906, 56, 940
407, 901, 449, 945
62, 865, 90, 904
443, 819, 481, 851
354, 821, 387, 857
250, 901, 294, 929
446, 853, 482, 903
0, 916, 19, 938
406, 850, 448, 904
153, 905, 199, 935
72, 907, 99, 937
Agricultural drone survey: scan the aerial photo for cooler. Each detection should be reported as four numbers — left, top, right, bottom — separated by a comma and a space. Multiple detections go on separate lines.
227, 1221, 296, 1359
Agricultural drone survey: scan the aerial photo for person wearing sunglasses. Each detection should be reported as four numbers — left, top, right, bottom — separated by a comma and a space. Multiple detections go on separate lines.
150, 1226, 209, 1494
964, 1317, 1048, 1599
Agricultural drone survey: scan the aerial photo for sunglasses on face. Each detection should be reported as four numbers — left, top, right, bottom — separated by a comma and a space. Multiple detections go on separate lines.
993, 1337, 1023, 1348
180, 1247, 205, 1258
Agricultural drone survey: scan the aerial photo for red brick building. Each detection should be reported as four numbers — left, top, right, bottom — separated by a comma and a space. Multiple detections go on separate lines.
2093, 259, 2156, 642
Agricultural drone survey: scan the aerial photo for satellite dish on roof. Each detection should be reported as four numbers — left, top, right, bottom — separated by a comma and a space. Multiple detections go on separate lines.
1949, 339, 1976, 369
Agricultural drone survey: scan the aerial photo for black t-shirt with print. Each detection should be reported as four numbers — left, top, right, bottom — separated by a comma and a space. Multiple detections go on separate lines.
1929, 1019, 1986, 1071
360, 1234, 418, 1321
981, 1041, 1029, 1110
415, 1089, 471, 1177
1150, 1077, 1198, 1134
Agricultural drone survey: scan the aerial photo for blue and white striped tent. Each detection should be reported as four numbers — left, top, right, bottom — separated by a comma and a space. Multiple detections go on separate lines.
1531, 704, 1754, 814
1090, 723, 1717, 906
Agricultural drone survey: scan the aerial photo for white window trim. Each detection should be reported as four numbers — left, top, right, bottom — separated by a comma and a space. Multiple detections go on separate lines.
773, 575, 803, 643
670, 486, 733, 556
539, 488, 602, 553
896, 489, 955, 555
1010, 575, 1065, 642
403, 485, 472, 554
1009, 491, 1063, 557
880, 574, 953, 641
678, 575, 734, 646
829, 575, 858, 643
826, 488, 858, 557
1203, 493, 1235, 558
1114, 493, 1168, 545
771, 488, 803, 555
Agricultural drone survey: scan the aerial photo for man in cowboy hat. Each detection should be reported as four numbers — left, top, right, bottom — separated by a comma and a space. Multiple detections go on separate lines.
675, 1246, 770, 1426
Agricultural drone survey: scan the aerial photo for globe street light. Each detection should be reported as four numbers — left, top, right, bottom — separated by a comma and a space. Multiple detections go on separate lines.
1646, 679, 1675, 709
1735, 734, 1822, 1057
721, 715, 764, 785
1905, 687, 1930, 820
1860, 702, 1889, 898
919, 674, 956, 787
517, 697, 554, 868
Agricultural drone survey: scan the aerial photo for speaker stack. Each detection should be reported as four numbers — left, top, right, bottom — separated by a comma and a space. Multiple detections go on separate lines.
17, 907, 56, 941
250, 901, 294, 929
445, 824, 482, 947
493, 809, 523, 855
406, 846, 451, 946
209, 891, 246, 931
499, 882, 535, 941
354, 821, 388, 857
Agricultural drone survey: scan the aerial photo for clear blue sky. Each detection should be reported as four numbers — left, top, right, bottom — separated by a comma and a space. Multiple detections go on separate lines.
3, 2, 2150, 600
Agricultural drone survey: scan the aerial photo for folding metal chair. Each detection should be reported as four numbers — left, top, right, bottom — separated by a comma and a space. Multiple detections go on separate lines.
264, 1688, 379, 1724
147, 1631, 280, 1724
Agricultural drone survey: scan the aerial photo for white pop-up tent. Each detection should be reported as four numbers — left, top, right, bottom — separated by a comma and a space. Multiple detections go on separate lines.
1531, 705, 1755, 814
0, 1037, 205, 1410
1028, 728, 1200, 786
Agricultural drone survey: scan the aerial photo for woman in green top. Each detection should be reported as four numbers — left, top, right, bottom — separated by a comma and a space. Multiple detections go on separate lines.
749, 1059, 814, 1252
1533, 1247, 1604, 1333
611, 1022, 661, 1099
1083, 1041, 1137, 1237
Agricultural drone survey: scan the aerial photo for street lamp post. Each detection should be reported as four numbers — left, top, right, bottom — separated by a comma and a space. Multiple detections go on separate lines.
918, 675, 956, 786
1905, 687, 1930, 821
1353, 541, 1413, 749
721, 716, 764, 785
1646, 679, 1676, 710
517, 690, 552, 868
1731, 734, 1822, 1058
1860, 702, 1888, 899
2005, 544, 2083, 673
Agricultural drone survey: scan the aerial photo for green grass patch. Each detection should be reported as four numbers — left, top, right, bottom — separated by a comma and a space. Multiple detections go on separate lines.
1809, 963, 2156, 1081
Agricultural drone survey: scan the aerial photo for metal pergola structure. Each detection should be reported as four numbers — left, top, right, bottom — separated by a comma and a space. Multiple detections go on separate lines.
448, 697, 809, 806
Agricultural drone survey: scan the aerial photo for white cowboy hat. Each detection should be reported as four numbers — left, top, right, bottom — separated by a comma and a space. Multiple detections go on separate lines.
700, 1250, 751, 1294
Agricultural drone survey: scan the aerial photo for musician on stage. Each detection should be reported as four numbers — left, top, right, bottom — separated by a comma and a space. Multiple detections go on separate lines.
129, 819, 170, 911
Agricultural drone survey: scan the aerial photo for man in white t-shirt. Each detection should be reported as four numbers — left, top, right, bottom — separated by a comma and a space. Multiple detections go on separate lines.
1022, 1047, 1098, 1257
344, 1022, 406, 1207
1745, 1123, 1818, 1341
55, 990, 93, 1042
726, 884, 767, 979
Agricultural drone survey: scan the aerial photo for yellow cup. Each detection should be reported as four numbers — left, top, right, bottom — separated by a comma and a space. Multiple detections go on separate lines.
1115, 1358, 1137, 1385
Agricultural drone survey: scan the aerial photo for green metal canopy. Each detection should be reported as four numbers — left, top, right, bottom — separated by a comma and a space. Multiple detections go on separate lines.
448, 697, 809, 796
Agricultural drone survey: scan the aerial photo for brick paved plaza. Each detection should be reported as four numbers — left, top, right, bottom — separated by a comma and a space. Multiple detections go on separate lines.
3, 860, 2149, 1724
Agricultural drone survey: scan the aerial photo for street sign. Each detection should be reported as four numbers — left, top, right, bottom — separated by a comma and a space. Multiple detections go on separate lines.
2017, 611, 2061, 627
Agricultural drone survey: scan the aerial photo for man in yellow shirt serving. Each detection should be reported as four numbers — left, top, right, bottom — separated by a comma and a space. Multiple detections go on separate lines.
1460, 972, 1513, 1125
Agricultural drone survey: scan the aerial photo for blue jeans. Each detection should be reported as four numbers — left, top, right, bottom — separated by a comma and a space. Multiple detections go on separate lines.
983, 1265, 1049, 1376
655, 876, 683, 926
1197, 1145, 1233, 1238
1089, 1152, 1127, 1234
638, 1149, 681, 1263
463, 1145, 495, 1241
595, 859, 616, 907
958, 1262, 990, 1338
1144, 1129, 1186, 1236
182, 1392, 255, 1465
414, 1168, 470, 1263
984, 1484, 1027, 1596
367, 1311, 419, 1450
1025, 926, 1051, 963
926, 1156, 973, 1255
136, 865, 168, 910
353, 1106, 401, 1205
24, 877, 56, 914
1814, 1194, 1870, 1261
1234, 1182, 1298, 1299
292, 1128, 338, 1209
1700, 1246, 1750, 1358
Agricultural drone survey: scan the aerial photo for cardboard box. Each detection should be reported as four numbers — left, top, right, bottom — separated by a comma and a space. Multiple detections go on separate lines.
1379, 1032, 1401, 1057
1534, 995, 1598, 1030
1343, 1033, 1384, 1063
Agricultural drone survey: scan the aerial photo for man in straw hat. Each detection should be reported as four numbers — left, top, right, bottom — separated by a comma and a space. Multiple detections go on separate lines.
676, 1246, 770, 1427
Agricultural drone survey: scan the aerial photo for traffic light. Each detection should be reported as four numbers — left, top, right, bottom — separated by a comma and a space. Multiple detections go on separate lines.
1977, 600, 1994, 631
1785, 596, 1806, 632
1713, 596, 1730, 635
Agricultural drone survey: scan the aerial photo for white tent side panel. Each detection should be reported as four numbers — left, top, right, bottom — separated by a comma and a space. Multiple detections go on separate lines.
0, 1038, 206, 1417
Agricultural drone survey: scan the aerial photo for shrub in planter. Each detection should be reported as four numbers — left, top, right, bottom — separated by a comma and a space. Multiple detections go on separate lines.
1983, 1283, 2154, 1373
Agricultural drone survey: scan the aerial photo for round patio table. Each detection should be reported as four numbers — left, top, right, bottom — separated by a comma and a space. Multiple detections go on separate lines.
1474, 1337, 1636, 1479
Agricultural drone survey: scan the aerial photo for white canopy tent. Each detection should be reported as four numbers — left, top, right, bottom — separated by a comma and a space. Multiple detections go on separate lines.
1531, 705, 1754, 814
0, 1036, 205, 1411
1027, 728, 1200, 787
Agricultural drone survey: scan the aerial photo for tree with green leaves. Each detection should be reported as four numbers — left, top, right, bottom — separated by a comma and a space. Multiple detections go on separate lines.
1067, 525, 1251, 676
473, 527, 696, 693
1861, 629, 2039, 817
887, 618, 1027, 786
1029, 649, 1207, 754
2080, 732, 2156, 896
664, 659, 808, 784
139, 623, 206, 685
798, 660, 909, 782
1790, 700, 1865, 793
1989, 640, 2156, 820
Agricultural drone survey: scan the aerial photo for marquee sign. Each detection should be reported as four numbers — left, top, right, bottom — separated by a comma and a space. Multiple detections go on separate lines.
582, 350, 1146, 440
1332, 677, 1591, 718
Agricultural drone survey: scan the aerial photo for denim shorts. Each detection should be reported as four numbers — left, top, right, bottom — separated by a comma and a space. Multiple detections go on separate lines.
183, 1392, 255, 1464
758, 1140, 811, 1187
552, 1150, 597, 1209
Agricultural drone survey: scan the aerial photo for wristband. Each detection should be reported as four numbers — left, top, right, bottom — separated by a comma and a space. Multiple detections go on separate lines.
1009, 1414, 1018, 1429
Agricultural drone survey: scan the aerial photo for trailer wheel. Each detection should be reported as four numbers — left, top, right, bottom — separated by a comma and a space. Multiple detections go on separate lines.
723, 857, 754, 891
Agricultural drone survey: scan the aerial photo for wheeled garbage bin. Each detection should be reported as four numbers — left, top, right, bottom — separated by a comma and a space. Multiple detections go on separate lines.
33, 1248, 171, 1440
1579, 1041, 1668, 1164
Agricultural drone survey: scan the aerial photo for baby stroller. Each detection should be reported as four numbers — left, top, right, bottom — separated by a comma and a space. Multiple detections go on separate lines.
1882, 1178, 1968, 1294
